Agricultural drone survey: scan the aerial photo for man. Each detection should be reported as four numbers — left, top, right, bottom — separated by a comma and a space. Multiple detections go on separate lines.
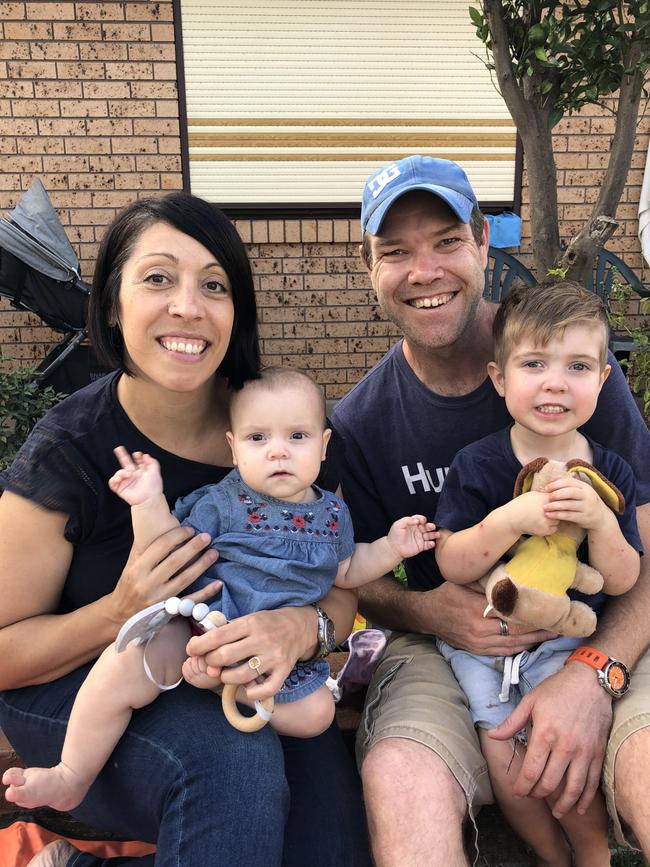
333, 155, 650, 866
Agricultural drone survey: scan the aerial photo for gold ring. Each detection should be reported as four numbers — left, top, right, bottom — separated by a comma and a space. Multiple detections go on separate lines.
248, 656, 262, 675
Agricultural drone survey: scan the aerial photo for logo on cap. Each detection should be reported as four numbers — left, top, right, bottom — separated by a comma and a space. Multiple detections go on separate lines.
367, 164, 401, 200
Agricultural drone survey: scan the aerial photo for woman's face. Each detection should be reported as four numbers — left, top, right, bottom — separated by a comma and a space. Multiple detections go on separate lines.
117, 221, 235, 394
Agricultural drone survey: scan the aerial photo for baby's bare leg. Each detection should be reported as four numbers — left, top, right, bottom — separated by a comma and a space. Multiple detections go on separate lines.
480, 730, 572, 867
230, 683, 335, 738
2, 618, 190, 811
270, 684, 335, 737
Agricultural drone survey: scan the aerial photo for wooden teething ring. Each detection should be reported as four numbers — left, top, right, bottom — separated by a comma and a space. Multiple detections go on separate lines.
221, 685, 275, 732
201, 611, 275, 732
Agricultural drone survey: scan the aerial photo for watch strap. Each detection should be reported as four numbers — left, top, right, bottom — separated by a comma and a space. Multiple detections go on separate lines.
310, 603, 334, 660
566, 646, 609, 671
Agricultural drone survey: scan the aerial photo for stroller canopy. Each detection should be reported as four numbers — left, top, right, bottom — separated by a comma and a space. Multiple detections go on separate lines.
0, 178, 82, 283
0, 178, 89, 333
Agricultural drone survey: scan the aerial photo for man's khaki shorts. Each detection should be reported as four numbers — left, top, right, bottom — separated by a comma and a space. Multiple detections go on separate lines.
356, 631, 650, 849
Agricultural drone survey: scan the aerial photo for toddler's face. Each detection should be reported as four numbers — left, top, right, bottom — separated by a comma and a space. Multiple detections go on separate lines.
226, 384, 331, 502
488, 323, 610, 438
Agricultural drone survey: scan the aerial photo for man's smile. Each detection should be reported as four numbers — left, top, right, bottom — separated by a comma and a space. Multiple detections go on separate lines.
408, 292, 456, 309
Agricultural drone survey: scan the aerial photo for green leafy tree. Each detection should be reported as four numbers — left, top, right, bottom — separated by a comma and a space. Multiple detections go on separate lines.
470, 1, 650, 281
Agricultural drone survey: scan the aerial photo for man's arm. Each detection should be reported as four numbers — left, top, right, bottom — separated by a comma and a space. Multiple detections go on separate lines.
358, 573, 555, 657
490, 501, 650, 818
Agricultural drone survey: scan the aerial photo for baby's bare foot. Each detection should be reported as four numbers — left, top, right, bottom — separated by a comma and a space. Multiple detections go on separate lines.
3, 763, 90, 812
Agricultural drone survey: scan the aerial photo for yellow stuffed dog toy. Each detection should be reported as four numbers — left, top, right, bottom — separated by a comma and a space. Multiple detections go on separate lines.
481, 457, 625, 638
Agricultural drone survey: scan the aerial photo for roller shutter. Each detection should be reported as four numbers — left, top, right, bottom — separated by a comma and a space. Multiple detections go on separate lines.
180, 0, 517, 206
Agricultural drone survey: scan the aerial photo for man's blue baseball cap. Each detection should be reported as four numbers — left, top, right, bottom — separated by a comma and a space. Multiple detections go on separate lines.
361, 155, 478, 235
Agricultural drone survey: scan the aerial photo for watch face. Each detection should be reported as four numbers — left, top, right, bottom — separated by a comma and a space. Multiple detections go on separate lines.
605, 661, 630, 697
323, 616, 337, 651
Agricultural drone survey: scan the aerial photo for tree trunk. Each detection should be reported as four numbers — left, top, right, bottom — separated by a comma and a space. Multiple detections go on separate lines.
558, 216, 618, 285
557, 47, 647, 285
482, 0, 562, 278
519, 120, 562, 277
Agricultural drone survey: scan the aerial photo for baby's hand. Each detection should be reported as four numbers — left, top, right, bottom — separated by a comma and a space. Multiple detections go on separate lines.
108, 446, 163, 506
388, 515, 439, 559
182, 655, 223, 692
543, 476, 608, 530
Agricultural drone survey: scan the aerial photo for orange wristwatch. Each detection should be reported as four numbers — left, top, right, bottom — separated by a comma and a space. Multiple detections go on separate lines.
565, 646, 630, 698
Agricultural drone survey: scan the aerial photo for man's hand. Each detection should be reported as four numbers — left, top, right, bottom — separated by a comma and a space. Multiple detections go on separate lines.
425, 582, 554, 656
488, 660, 613, 817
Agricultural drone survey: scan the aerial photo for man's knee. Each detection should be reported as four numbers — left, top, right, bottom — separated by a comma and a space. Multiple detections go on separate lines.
615, 727, 650, 810
362, 737, 467, 821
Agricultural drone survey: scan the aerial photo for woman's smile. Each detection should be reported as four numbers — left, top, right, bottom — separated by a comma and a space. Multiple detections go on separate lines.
157, 335, 209, 357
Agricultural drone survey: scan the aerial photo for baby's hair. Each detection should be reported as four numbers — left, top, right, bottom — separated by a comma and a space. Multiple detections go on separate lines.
492, 280, 610, 370
230, 366, 328, 428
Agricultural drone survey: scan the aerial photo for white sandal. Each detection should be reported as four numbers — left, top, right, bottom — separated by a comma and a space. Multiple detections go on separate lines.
27, 839, 80, 867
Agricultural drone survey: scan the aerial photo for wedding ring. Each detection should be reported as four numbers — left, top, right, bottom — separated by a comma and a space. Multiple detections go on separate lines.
499, 619, 510, 637
248, 656, 262, 675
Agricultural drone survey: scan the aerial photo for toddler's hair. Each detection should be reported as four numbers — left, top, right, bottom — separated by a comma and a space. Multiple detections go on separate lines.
492, 280, 610, 369
231, 367, 327, 427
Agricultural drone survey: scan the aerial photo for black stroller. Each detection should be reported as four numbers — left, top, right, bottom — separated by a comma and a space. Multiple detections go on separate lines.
0, 178, 110, 394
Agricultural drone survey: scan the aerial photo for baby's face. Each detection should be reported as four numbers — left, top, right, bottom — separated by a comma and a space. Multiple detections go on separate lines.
226, 384, 331, 502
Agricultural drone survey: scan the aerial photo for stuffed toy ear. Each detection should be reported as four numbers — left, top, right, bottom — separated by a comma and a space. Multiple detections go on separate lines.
513, 457, 549, 497
566, 460, 625, 514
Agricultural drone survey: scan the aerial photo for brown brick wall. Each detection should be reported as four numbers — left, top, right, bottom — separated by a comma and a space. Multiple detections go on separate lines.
0, 0, 182, 371
0, 1, 647, 398
237, 220, 399, 399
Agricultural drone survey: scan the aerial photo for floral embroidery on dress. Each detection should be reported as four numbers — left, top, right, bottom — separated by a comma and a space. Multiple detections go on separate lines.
236, 482, 340, 537
239, 491, 270, 531
281, 509, 315, 533
325, 500, 342, 536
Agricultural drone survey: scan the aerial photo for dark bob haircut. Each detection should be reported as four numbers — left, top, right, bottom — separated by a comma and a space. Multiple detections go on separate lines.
88, 192, 260, 389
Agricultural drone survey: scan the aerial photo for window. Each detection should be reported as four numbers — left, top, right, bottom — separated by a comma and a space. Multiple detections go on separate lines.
180, 0, 517, 207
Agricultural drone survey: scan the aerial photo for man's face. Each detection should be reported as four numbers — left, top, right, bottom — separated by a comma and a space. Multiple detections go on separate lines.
363, 191, 489, 352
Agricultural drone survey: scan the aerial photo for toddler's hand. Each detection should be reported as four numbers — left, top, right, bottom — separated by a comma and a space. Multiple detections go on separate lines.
506, 491, 559, 537
108, 446, 163, 506
388, 515, 439, 559
543, 476, 608, 530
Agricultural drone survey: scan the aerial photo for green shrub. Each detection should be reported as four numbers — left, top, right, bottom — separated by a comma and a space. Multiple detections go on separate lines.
606, 276, 650, 424
393, 562, 407, 586
0, 363, 66, 470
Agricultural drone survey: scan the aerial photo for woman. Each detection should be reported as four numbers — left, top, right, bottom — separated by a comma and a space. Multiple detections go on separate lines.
0, 193, 370, 867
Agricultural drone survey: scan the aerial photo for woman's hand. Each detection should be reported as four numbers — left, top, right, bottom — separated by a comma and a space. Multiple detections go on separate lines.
186, 606, 316, 700
107, 525, 221, 625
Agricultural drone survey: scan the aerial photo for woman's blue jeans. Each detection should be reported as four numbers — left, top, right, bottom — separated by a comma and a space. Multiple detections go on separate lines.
0, 663, 370, 866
